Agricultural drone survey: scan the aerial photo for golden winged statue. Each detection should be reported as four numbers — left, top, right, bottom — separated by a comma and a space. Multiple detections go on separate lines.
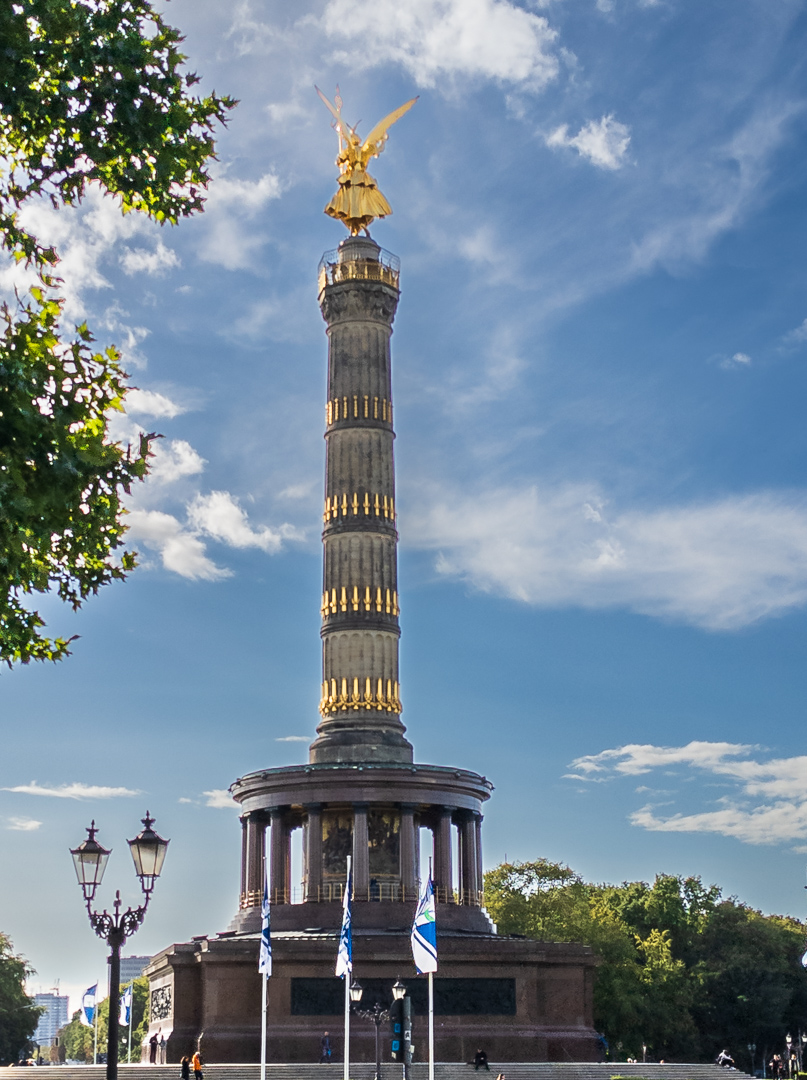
316, 86, 418, 235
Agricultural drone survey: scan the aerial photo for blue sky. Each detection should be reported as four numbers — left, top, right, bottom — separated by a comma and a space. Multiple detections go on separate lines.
4, 0, 807, 1012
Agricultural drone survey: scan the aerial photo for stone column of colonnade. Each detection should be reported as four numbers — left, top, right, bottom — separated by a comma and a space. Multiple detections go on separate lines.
309, 235, 414, 766
240, 801, 484, 909
239, 811, 268, 909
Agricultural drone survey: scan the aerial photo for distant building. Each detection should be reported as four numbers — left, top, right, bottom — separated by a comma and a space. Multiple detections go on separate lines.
120, 955, 151, 984
34, 994, 69, 1045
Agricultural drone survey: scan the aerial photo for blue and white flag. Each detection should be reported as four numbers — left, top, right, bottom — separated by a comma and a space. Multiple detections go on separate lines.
259, 873, 272, 976
80, 983, 97, 1027
119, 983, 133, 1026
335, 861, 352, 978
411, 877, 438, 974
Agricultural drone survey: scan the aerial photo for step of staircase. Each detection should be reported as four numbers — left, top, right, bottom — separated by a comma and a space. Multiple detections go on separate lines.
0, 1064, 750, 1080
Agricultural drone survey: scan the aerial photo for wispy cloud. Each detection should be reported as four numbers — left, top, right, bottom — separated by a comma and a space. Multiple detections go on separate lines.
720, 352, 752, 370
2, 782, 140, 799
630, 101, 802, 273
126, 389, 187, 420
275, 735, 312, 742
781, 318, 807, 348
546, 115, 631, 170
565, 742, 807, 846
408, 482, 807, 630
203, 789, 236, 809
319, 0, 560, 91
6, 817, 43, 831
197, 172, 282, 270
188, 491, 301, 553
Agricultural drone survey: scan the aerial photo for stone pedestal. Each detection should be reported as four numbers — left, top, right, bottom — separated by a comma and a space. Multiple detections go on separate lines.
144, 929, 599, 1064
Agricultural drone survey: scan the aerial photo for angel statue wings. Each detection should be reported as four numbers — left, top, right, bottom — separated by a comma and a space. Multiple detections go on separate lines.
316, 86, 418, 235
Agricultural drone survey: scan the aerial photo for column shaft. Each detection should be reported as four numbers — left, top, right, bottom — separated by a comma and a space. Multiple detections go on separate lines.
305, 804, 323, 902
243, 813, 266, 908
434, 808, 454, 904
270, 809, 288, 905
475, 814, 484, 904
399, 804, 417, 901
239, 815, 248, 907
460, 814, 478, 905
353, 803, 370, 900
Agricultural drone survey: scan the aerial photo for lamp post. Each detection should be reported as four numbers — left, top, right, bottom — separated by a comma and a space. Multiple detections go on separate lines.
786, 1035, 793, 1078
391, 979, 411, 1080
70, 814, 169, 1080
349, 980, 409, 1080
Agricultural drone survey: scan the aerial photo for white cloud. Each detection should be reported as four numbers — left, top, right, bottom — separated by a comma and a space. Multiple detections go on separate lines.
568, 741, 756, 778
319, 0, 559, 91
203, 789, 236, 809
188, 491, 298, 553
782, 318, 807, 347
198, 172, 283, 270
565, 742, 807, 846
6, 817, 43, 831
2, 782, 140, 799
126, 389, 187, 419
546, 114, 631, 170
147, 440, 207, 485
0, 188, 182, 343
408, 482, 807, 629
120, 241, 180, 276
275, 735, 312, 742
720, 352, 752, 369
206, 173, 282, 212
630, 102, 801, 273
126, 509, 232, 580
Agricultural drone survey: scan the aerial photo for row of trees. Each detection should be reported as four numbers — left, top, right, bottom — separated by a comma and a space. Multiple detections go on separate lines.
0, 932, 148, 1065
0, 934, 42, 1064
484, 860, 807, 1067
60, 977, 149, 1064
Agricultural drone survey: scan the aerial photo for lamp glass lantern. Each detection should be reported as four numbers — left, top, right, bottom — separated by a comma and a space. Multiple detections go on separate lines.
70, 821, 111, 901
391, 979, 406, 1001
128, 812, 169, 894
349, 981, 364, 1004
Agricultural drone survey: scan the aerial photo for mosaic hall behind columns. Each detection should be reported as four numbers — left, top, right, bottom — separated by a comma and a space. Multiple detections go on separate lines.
144, 237, 599, 1065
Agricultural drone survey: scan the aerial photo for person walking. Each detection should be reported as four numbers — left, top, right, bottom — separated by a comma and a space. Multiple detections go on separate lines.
192, 1049, 203, 1080
180, 1058, 191, 1080
320, 1032, 332, 1063
149, 1034, 159, 1065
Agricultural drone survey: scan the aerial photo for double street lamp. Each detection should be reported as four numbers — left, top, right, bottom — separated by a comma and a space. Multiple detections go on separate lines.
350, 979, 408, 1080
70, 814, 169, 1080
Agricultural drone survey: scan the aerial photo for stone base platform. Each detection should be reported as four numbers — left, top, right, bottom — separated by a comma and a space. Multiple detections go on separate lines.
144, 928, 599, 1065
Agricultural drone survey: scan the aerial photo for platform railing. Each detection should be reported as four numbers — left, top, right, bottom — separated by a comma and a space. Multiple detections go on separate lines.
318, 249, 400, 293
243, 884, 486, 907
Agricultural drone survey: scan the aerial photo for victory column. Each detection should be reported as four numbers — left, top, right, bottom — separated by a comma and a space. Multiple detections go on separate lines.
143, 91, 598, 1065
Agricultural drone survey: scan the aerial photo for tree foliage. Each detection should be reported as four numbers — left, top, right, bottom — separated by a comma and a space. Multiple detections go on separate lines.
0, 933, 42, 1065
0, 0, 235, 665
61, 976, 149, 1064
484, 860, 807, 1065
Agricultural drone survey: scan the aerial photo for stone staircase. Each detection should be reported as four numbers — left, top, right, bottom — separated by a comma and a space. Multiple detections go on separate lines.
0, 1065, 748, 1080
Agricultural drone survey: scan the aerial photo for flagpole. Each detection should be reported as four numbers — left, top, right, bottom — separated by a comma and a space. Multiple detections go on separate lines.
127, 985, 133, 1064
259, 862, 272, 1080
428, 971, 434, 1080
343, 854, 352, 1080
93, 998, 98, 1065
260, 971, 268, 1080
